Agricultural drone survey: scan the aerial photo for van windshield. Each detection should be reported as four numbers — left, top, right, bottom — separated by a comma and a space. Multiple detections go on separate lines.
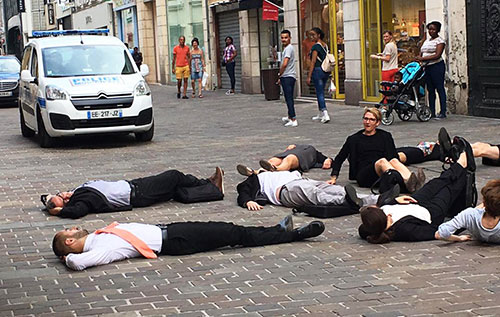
42, 45, 135, 77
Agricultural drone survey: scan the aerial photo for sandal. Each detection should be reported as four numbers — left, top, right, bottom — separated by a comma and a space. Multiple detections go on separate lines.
191, 92, 196, 98
199, 94, 203, 98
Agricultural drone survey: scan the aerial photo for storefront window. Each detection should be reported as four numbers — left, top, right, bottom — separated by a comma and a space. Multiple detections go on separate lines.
120, 7, 137, 50
259, 3, 284, 70
332, 0, 344, 96
167, 0, 204, 82
299, 0, 331, 96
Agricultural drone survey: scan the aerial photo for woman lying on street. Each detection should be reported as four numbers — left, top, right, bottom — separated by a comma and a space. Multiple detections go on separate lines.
329, 107, 425, 193
359, 137, 476, 243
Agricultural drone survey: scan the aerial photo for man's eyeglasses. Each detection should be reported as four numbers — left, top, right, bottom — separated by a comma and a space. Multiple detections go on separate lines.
362, 117, 377, 122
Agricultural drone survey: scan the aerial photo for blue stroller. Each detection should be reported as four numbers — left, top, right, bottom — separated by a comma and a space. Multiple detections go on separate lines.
376, 62, 432, 125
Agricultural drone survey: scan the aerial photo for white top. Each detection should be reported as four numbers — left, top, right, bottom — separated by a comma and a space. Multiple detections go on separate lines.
76, 180, 131, 207
420, 37, 445, 65
438, 208, 500, 244
257, 171, 302, 205
382, 42, 398, 71
382, 204, 431, 224
65, 223, 162, 270
281, 44, 297, 79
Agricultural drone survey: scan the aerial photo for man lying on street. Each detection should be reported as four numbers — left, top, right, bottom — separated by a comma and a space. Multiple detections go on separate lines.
41, 168, 224, 219
358, 138, 476, 243
52, 215, 325, 270
436, 179, 500, 243
236, 170, 384, 211
237, 144, 332, 176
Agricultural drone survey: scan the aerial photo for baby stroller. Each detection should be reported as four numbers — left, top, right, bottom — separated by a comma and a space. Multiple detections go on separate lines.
376, 62, 432, 125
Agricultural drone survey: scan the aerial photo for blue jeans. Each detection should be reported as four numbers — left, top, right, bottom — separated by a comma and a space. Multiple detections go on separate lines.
280, 77, 296, 119
225, 61, 236, 90
312, 67, 329, 111
425, 60, 447, 117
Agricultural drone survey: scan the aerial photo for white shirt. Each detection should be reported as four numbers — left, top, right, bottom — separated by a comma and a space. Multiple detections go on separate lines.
65, 223, 162, 270
382, 42, 398, 71
257, 171, 302, 205
382, 204, 431, 224
420, 37, 445, 65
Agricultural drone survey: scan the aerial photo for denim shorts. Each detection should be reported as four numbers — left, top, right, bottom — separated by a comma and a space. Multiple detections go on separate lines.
191, 72, 203, 80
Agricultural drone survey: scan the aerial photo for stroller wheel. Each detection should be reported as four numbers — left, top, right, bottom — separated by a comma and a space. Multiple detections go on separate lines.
416, 105, 432, 122
380, 108, 394, 125
397, 110, 413, 121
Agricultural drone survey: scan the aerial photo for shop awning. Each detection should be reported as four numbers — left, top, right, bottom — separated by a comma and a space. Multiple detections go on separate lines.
209, 0, 262, 11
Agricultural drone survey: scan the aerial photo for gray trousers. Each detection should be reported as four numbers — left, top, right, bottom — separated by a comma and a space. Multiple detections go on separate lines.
279, 179, 378, 208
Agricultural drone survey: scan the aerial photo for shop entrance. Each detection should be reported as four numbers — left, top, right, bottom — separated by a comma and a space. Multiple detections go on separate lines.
360, 0, 425, 101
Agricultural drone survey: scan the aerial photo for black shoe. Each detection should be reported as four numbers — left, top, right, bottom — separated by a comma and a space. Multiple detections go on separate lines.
438, 127, 452, 162
259, 159, 276, 171
279, 214, 293, 232
182, 95, 189, 99
294, 221, 325, 240
236, 164, 254, 177
376, 184, 400, 207
177, 92, 181, 99
344, 184, 362, 210
208, 167, 224, 195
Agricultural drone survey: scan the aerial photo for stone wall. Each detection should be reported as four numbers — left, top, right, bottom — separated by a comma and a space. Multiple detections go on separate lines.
343, 0, 362, 105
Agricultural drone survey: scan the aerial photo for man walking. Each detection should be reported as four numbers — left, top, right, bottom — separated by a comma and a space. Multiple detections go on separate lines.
172, 36, 191, 99
278, 30, 298, 127
41, 168, 224, 219
52, 216, 325, 270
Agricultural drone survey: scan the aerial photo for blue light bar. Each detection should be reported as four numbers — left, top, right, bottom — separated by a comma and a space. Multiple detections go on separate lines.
32, 29, 109, 37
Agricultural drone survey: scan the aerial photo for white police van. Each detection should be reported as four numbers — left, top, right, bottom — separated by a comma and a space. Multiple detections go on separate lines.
19, 29, 154, 147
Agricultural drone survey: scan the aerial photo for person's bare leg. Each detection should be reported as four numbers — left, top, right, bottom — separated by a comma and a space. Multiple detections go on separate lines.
198, 79, 203, 97
183, 78, 189, 97
191, 80, 196, 96
457, 152, 467, 168
274, 155, 300, 171
388, 158, 412, 180
177, 79, 182, 94
374, 158, 393, 176
267, 157, 283, 168
472, 142, 500, 160
398, 152, 407, 164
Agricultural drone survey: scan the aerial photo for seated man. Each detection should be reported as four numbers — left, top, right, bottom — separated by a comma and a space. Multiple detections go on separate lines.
237, 144, 332, 176
237, 170, 386, 211
52, 216, 325, 271
41, 168, 224, 219
436, 179, 500, 243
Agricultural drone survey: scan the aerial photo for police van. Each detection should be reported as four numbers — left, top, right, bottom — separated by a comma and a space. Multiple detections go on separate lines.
19, 29, 154, 147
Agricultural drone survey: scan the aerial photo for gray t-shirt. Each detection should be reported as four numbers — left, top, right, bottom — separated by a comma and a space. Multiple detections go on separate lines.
281, 44, 297, 79
438, 207, 500, 244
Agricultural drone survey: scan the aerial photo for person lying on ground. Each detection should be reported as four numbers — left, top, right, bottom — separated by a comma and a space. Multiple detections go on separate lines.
329, 107, 425, 193
41, 168, 224, 219
358, 137, 476, 243
52, 215, 325, 270
436, 179, 500, 244
237, 144, 332, 176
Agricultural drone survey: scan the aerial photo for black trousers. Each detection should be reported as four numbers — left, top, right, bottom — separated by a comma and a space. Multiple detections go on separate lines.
159, 221, 296, 256
129, 170, 223, 207
356, 163, 380, 188
397, 144, 441, 165
411, 163, 466, 225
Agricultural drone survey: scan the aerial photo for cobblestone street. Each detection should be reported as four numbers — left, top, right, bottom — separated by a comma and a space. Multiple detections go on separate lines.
1, 84, 500, 316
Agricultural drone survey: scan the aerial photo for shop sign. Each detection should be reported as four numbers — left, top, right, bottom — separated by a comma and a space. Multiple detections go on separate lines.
262, 0, 278, 21
113, 0, 136, 11
48, 3, 55, 25
17, 0, 26, 12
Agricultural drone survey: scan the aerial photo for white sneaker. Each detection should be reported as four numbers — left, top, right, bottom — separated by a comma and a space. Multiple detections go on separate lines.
284, 120, 298, 127
312, 112, 323, 121
321, 112, 330, 123
225, 90, 234, 95
282, 116, 291, 123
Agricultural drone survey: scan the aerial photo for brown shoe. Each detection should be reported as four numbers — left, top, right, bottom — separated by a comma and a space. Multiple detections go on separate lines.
208, 167, 224, 194
404, 172, 418, 193
237, 164, 254, 177
415, 168, 426, 192
259, 159, 276, 171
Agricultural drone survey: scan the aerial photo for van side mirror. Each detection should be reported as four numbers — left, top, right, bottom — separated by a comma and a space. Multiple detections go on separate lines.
21, 70, 35, 83
140, 64, 149, 77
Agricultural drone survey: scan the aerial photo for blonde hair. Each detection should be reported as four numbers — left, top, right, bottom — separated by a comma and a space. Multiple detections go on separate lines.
364, 107, 382, 122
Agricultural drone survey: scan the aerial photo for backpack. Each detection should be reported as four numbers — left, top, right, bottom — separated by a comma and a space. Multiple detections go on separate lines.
317, 44, 336, 73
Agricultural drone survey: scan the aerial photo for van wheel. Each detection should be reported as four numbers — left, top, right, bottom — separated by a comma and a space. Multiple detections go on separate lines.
135, 122, 154, 142
37, 111, 54, 148
19, 105, 35, 137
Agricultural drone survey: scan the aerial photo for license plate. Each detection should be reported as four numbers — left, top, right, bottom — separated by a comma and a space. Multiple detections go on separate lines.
87, 109, 123, 119
0, 91, 12, 96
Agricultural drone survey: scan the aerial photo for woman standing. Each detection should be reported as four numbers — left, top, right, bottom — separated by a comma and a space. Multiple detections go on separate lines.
189, 38, 206, 98
370, 31, 399, 83
306, 27, 330, 123
417, 21, 447, 119
223, 36, 237, 95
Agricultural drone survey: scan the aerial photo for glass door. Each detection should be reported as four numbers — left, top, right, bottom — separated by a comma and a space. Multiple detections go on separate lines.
330, 0, 344, 98
360, 0, 381, 101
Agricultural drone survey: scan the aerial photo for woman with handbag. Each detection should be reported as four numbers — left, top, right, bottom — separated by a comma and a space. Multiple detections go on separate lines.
223, 36, 237, 95
306, 27, 331, 123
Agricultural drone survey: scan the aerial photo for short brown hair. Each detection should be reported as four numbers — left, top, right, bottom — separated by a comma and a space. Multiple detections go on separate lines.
364, 107, 382, 122
52, 231, 72, 257
482, 180, 500, 217
359, 206, 392, 244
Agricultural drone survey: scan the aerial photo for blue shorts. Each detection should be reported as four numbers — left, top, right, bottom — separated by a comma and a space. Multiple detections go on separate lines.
191, 72, 203, 80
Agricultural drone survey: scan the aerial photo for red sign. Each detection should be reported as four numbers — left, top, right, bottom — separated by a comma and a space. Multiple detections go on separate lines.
262, 0, 279, 21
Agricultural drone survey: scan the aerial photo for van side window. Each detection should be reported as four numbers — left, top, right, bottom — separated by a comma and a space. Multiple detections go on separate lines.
21, 46, 32, 71
30, 50, 38, 78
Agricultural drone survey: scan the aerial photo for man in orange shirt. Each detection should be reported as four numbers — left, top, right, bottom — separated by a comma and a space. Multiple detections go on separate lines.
172, 36, 191, 99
